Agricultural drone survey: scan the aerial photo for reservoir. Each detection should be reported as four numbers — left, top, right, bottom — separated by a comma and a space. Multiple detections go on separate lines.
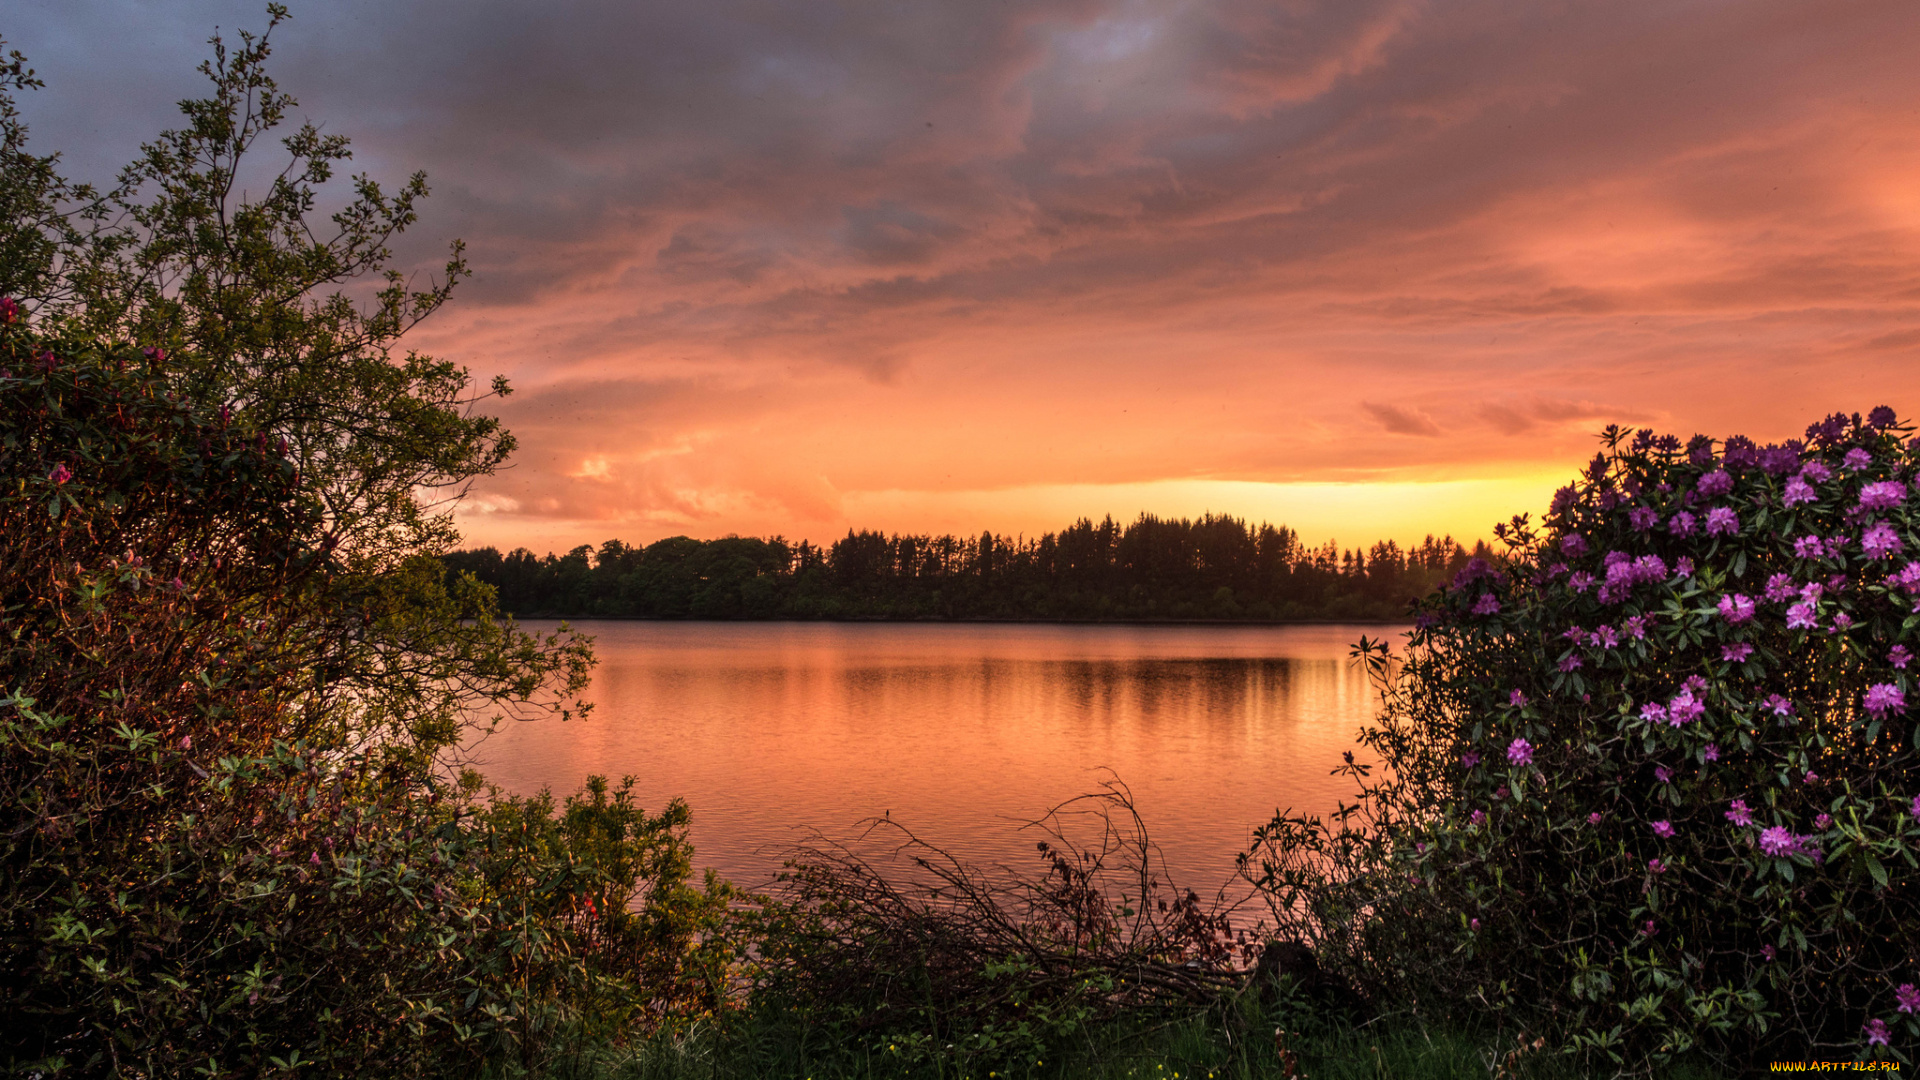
470, 620, 1404, 895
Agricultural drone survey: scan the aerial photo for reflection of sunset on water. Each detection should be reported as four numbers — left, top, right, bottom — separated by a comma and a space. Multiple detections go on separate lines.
469, 622, 1393, 891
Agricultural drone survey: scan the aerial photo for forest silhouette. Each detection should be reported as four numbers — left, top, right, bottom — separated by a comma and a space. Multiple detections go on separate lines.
445, 513, 1484, 621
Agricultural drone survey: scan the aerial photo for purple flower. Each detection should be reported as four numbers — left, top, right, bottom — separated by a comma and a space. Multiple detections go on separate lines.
1509, 689, 1529, 707
1764, 573, 1797, 602
1764, 694, 1795, 717
48, 463, 71, 485
1588, 811, 1603, 825
1561, 533, 1590, 557
1898, 562, 1920, 590
1717, 593, 1755, 624
1861, 480, 1908, 511
1802, 459, 1834, 483
1705, 507, 1740, 537
1898, 984, 1920, 1015
1782, 475, 1817, 506
1507, 738, 1534, 766
1762, 944, 1777, 961
1551, 486, 1578, 516
1845, 447, 1875, 471
1832, 612, 1855, 633
1794, 534, 1828, 560
1697, 469, 1734, 497
1654, 766, 1673, 784
1461, 750, 1481, 768
1666, 688, 1705, 726
1871, 406, 1899, 429
1675, 556, 1695, 576
1814, 813, 1833, 830
1472, 592, 1500, 615
1864, 522, 1905, 560
1648, 857, 1666, 874
1568, 571, 1595, 593
1588, 625, 1619, 649
1758, 826, 1797, 856
1786, 602, 1818, 630
1892, 645, 1912, 669
1642, 919, 1658, 937
1668, 511, 1697, 537
1629, 506, 1659, 531
1805, 770, 1819, 784
1623, 614, 1651, 639
1651, 820, 1675, 839
1639, 702, 1669, 725
1726, 799, 1753, 826
1470, 917, 1480, 931
1866, 1019, 1891, 1047
1911, 794, 1920, 822
1865, 683, 1907, 716
1703, 743, 1720, 762
1558, 654, 1583, 672
1470, 809, 1486, 825
1722, 643, 1754, 663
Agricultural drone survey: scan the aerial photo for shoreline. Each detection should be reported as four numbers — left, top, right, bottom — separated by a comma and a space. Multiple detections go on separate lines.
502, 614, 1416, 627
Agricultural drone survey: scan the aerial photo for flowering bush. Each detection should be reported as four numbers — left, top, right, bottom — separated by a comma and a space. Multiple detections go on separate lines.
1247, 413, 1920, 1070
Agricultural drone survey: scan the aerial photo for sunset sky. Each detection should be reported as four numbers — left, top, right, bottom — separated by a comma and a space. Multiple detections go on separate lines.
13, 0, 1920, 555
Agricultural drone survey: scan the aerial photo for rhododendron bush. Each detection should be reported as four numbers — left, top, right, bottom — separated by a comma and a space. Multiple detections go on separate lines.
1246, 413, 1920, 1070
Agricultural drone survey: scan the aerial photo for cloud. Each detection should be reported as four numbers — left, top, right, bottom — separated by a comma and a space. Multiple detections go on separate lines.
1361, 401, 1442, 437
10, 0, 1920, 550
1481, 397, 1654, 435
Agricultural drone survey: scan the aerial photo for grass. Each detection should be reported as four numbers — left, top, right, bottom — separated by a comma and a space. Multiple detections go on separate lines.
480, 996, 1738, 1080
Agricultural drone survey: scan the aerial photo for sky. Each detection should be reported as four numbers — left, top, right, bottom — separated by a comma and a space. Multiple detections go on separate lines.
11, 0, 1920, 555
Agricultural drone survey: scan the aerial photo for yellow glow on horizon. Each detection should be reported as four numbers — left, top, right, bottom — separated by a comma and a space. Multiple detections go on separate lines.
455, 470, 1572, 555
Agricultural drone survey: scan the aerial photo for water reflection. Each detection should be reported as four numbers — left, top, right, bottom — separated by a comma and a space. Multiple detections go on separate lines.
469, 622, 1401, 892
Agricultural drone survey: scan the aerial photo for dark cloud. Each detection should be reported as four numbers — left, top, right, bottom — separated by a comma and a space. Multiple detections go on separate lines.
9, 0, 1920, 547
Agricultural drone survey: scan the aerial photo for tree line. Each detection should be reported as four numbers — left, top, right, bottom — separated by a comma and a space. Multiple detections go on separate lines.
444, 513, 1486, 621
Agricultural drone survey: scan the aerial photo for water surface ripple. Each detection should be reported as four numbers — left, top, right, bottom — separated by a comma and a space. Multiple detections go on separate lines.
470, 621, 1404, 892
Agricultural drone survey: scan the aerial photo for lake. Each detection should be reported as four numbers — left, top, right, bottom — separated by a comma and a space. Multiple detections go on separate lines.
469, 621, 1403, 895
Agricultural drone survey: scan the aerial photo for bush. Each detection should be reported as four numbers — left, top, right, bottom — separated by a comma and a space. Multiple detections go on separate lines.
1247, 414, 1920, 1071
0, 328, 745, 1076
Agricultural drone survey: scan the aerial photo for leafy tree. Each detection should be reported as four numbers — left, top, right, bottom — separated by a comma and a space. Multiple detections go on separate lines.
0, 7, 591, 775
0, 11, 752, 1076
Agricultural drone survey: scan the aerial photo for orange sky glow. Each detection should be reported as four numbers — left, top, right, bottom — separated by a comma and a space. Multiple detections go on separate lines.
19, 0, 1920, 555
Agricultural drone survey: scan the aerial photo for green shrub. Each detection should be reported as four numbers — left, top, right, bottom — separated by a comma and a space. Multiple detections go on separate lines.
0, 295, 739, 1080
1248, 415, 1920, 1071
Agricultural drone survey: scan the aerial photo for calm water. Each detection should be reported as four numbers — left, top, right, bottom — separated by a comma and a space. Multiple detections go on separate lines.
468, 621, 1402, 893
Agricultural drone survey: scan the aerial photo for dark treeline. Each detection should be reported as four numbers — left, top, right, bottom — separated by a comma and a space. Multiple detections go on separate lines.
444, 513, 1486, 622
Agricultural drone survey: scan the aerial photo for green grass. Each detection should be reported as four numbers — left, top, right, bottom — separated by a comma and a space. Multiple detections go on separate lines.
481, 999, 1738, 1080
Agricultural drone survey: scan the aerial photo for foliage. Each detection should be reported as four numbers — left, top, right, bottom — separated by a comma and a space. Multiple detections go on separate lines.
0, 10, 592, 775
0, 11, 749, 1075
446, 520, 1478, 623
1245, 414, 1920, 1072
0, 329, 743, 1076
